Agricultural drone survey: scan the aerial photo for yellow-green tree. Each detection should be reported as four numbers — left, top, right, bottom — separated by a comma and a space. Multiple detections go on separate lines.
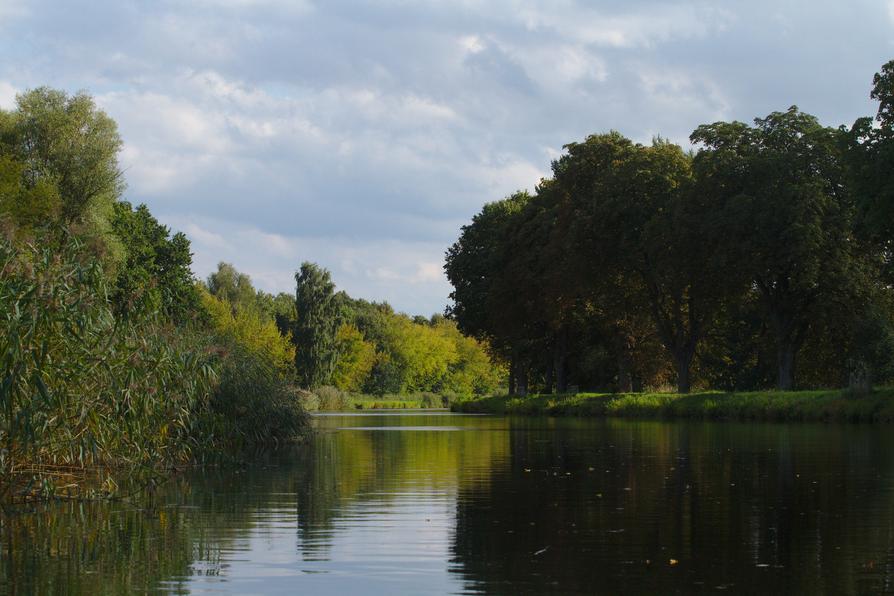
331, 323, 376, 392
200, 288, 295, 374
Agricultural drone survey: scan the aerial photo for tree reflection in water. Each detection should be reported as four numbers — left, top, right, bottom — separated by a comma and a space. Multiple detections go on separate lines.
2, 415, 893, 595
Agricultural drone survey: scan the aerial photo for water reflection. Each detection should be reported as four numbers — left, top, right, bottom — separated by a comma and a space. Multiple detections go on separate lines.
452, 420, 894, 594
1, 414, 893, 594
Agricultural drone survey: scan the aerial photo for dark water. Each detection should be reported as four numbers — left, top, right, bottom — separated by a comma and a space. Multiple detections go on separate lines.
2, 412, 894, 595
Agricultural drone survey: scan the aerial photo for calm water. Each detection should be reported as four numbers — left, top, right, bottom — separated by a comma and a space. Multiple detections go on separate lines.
2, 412, 894, 594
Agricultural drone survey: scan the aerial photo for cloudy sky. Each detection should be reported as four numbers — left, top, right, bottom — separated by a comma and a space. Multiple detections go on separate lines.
1, 1, 891, 314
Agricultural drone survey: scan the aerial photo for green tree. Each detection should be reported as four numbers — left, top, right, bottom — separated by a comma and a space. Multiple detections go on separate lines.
331, 323, 376, 393
692, 107, 852, 390
110, 201, 199, 322
445, 191, 530, 393
207, 262, 258, 314
0, 87, 124, 226
554, 133, 723, 393
294, 262, 340, 388
848, 59, 894, 282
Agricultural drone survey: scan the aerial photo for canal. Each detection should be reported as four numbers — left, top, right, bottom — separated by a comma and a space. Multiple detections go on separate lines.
3, 411, 893, 594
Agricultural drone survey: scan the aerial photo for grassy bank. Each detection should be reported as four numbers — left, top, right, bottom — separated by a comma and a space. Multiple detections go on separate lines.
350, 394, 447, 410
300, 387, 454, 411
452, 389, 894, 422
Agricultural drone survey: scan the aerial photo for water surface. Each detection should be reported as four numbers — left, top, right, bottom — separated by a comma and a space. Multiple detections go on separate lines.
2, 413, 894, 594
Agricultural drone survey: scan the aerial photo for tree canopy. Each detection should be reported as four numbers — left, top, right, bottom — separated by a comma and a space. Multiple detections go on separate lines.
446, 62, 894, 394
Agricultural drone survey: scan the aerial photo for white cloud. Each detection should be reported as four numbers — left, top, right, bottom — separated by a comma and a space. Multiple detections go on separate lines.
459, 35, 486, 54
183, 222, 228, 250
162, 215, 452, 314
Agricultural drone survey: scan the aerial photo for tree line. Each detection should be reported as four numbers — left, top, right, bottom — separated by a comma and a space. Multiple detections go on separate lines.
446, 60, 894, 395
204, 260, 502, 399
0, 86, 500, 499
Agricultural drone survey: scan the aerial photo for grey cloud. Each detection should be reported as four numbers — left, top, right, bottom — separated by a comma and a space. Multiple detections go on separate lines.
2, 0, 892, 313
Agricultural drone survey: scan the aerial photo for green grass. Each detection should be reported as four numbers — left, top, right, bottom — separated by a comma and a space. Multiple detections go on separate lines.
336, 392, 452, 411
349, 397, 428, 410
452, 388, 894, 423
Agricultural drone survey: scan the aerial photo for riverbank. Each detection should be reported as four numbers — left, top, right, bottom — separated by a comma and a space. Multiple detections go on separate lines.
307, 391, 454, 411
451, 389, 894, 422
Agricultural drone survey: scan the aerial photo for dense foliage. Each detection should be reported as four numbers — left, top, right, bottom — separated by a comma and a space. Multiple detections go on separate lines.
0, 89, 312, 500
0, 86, 503, 499
446, 61, 894, 394
0, 233, 215, 499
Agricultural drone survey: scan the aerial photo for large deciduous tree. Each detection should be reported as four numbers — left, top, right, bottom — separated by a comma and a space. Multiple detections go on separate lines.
848, 59, 894, 282
0, 87, 124, 226
691, 107, 851, 390
555, 134, 727, 393
207, 262, 259, 314
445, 191, 532, 393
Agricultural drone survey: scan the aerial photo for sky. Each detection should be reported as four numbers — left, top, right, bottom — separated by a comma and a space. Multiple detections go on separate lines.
1, 1, 892, 315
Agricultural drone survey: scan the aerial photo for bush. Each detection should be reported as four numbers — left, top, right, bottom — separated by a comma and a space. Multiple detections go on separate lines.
315, 385, 350, 410
293, 388, 320, 412
199, 287, 308, 445
417, 392, 445, 408
204, 345, 309, 446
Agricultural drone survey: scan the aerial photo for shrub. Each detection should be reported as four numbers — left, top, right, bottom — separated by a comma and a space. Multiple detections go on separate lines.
417, 392, 444, 408
315, 385, 350, 410
293, 388, 320, 412
204, 345, 309, 446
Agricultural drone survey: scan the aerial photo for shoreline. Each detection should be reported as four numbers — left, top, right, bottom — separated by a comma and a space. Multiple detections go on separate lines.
451, 389, 894, 423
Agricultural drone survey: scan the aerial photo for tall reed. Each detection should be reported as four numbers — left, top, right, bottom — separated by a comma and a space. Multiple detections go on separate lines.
0, 234, 216, 500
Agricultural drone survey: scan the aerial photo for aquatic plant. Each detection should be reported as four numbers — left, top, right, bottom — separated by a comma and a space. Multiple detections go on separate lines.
0, 232, 216, 501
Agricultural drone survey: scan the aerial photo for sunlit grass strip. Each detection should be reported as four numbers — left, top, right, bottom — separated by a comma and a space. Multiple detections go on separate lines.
452, 388, 894, 422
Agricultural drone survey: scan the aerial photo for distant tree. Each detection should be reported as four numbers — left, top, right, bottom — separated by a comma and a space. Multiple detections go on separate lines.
331, 323, 376, 393
111, 201, 199, 322
271, 292, 297, 337
207, 262, 258, 314
445, 191, 531, 393
294, 262, 341, 388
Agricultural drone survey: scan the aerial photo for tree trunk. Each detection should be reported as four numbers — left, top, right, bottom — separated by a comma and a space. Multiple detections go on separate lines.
777, 342, 796, 391
848, 359, 871, 393
757, 277, 811, 393
544, 357, 554, 395
675, 351, 693, 394
554, 330, 568, 394
614, 327, 633, 393
617, 350, 632, 393
517, 366, 529, 397
508, 355, 517, 395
